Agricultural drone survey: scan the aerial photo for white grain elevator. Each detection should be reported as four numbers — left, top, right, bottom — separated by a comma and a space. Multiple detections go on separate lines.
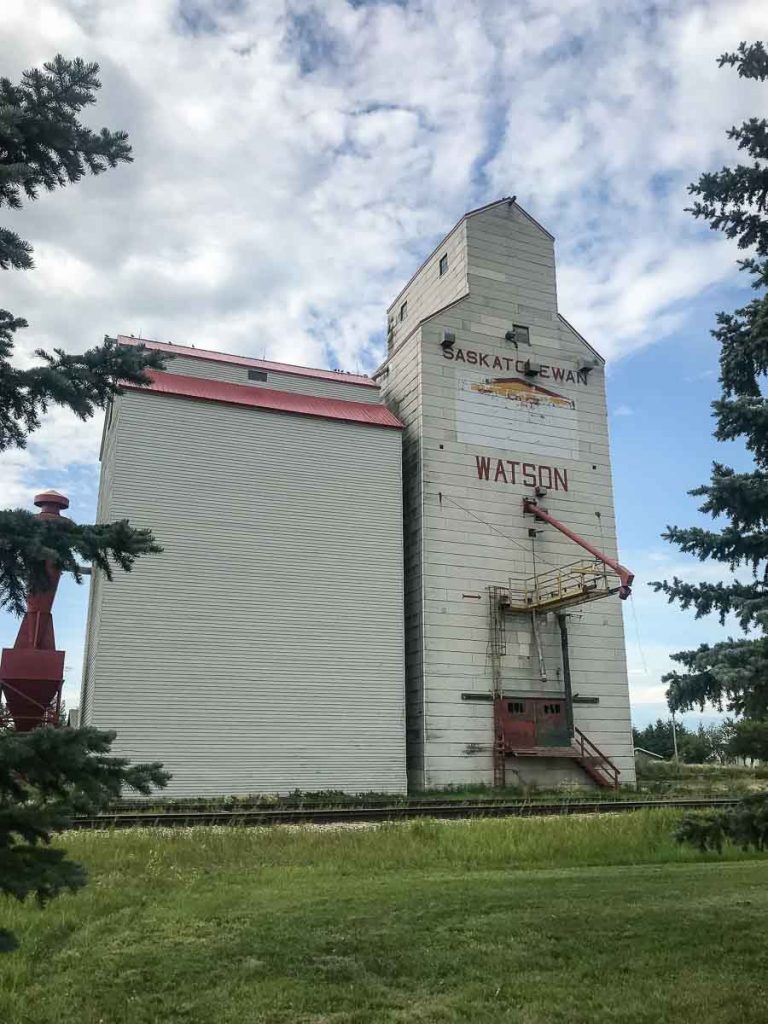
376, 197, 636, 790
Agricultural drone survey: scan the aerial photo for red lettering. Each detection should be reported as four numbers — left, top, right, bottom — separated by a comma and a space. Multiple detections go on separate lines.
476, 456, 491, 480
474, 454, 568, 491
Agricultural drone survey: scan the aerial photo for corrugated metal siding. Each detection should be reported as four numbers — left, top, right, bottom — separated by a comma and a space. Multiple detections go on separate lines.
82, 390, 406, 797
80, 401, 119, 723
162, 353, 382, 404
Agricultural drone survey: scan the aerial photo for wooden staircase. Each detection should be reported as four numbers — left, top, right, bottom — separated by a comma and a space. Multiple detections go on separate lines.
507, 729, 619, 789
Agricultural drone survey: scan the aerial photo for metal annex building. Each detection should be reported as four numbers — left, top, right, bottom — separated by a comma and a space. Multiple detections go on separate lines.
81, 197, 635, 795
80, 346, 408, 797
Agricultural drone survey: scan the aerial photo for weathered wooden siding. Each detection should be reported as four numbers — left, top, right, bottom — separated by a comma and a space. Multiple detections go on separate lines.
379, 199, 635, 789
80, 386, 406, 797
386, 220, 469, 353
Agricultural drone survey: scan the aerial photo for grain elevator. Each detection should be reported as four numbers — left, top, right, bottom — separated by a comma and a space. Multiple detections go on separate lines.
375, 197, 635, 790
81, 197, 635, 796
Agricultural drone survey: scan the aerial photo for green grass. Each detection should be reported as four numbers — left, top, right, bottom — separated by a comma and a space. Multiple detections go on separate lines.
116, 762, 768, 812
2, 813, 767, 1023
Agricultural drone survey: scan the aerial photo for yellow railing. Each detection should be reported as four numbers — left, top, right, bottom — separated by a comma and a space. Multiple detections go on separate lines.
508, 559, 616, 611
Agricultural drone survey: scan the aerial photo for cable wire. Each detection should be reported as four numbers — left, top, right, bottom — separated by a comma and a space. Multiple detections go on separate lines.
628, 594, 648, 675
441, 493, 562, 570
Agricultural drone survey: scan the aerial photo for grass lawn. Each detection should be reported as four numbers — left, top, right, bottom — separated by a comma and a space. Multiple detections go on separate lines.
1, 811, 767, 1023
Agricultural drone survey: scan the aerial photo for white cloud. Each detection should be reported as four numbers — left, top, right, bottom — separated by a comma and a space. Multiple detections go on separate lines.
0, 0, 760, 387
613, 404, 634, 417
0, 0, 763, 697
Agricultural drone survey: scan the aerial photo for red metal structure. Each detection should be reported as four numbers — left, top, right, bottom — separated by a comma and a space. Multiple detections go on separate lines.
490, 497, 636, 789
0, 490, 69, 731
522, 497, 635, 598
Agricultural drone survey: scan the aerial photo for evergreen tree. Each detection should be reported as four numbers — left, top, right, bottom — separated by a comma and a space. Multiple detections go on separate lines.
0, 728, 169, 952
632, 718, 681, 760
652, 42, 768, 719
0, 55, 166, 613
0, 56, 168, 952
726, 718, 768, 763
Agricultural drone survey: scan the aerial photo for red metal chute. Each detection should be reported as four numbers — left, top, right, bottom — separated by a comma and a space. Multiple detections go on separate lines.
0, 490, 69, 730
522, 497, 634, 599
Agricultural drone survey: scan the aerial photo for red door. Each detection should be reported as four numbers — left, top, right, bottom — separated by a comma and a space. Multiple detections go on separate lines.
497, 698, 536, 747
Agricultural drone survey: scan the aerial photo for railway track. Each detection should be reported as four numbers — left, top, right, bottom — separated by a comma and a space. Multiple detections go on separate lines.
70, 797, 738, 830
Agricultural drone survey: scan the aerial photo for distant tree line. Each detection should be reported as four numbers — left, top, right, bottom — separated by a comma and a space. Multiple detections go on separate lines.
633, 717, 768, 765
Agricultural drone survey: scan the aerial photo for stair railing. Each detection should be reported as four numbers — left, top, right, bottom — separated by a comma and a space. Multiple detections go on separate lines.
574, 727, 620, 789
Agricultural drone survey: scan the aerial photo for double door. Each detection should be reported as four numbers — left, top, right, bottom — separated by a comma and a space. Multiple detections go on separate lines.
499, 696, 570, 748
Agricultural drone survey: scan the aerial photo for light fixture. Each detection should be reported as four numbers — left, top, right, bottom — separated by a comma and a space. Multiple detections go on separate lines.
577, 356, 600, 377
441, 331, 456, 351
524, 358, 541, 377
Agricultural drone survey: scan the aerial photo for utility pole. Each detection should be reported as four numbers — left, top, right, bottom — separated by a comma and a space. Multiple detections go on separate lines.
671, 711, 679, 762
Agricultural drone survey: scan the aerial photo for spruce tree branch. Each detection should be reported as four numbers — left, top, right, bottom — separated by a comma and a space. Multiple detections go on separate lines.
0, 228, 33, 270
0, 55, 132, 211
0, 326, 166, 452
650, 576, 766, 629
0, 727, 169, 919
660, 523, 768, 571
665, 637, 768, 717
0, 511, 163, 615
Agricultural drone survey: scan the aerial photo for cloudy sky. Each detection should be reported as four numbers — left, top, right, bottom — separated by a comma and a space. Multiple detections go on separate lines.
1, 0, 764, 724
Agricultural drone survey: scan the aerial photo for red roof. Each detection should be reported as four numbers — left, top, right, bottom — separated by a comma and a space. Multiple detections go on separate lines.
126, 370, 403, 430
116, 335, 377, 388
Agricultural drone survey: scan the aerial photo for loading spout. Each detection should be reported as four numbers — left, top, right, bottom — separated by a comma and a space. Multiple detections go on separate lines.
522, 498, 634, 599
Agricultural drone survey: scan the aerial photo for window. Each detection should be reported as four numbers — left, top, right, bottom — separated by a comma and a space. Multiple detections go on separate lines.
507, 701, 525, 714
399, 301, 408, 322
248, 369, 268, 382
512, 324, 530, 346
439, 253, 448, 276
543, 703, 561, 715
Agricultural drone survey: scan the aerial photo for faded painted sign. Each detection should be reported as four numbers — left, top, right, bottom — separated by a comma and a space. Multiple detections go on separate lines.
456, 371, 580, 459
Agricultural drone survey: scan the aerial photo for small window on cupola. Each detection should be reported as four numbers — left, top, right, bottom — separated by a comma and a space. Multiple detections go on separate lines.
439, 253, 448, 276
399, 301, 408, 322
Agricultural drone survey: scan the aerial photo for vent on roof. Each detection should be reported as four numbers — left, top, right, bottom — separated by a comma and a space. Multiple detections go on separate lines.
248, 369, 268, 382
